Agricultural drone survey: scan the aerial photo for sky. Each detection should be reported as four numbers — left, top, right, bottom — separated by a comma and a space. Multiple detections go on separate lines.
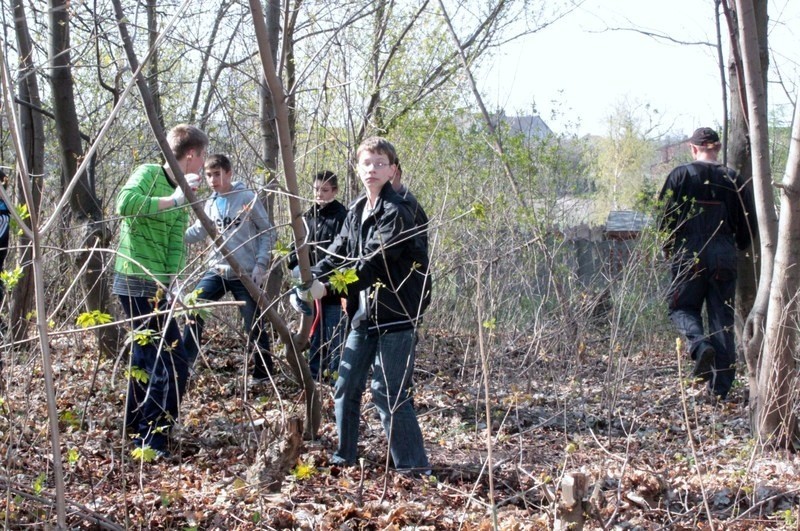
480, 0, 800, 137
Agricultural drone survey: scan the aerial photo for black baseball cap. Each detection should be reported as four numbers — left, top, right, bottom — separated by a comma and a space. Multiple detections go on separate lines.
688, 127, 721, 147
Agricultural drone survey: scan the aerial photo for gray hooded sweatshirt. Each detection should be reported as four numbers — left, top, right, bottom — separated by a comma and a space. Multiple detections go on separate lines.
185, 182, 274, 275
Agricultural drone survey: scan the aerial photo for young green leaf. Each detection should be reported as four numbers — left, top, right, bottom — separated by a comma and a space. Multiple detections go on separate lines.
181, 288, 210, 320
133, 329, 157, 346
67, 448, 79, 465
76, 310, 113, 328
273, 240, 291, 258
329, 268, 358, 295
471, 202, 487, 221
291, 461, 317, 480
10, 204, 29, 236
0, 266, 23, 290
33, 472, 46, 495
125, 366, 149, 385
131, 445, 159, 462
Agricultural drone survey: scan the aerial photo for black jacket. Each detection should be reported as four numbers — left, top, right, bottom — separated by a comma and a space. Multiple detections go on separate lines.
313, 182, 431, 333
396, 185, 430, 255
659, 160, 756, 256
288, 199, 347, 304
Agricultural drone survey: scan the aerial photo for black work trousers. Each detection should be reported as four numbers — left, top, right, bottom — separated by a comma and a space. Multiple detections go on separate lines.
668, 243, 737, 398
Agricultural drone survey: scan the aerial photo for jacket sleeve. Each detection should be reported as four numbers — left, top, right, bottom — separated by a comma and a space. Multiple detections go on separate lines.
184, 197, 213, 244
313, 213, 351, 278
184, 218, 207, 244
735, 172, 757, 251
658, 168, 684, 235
249, 193, 275, 267
116, 165, 162, 217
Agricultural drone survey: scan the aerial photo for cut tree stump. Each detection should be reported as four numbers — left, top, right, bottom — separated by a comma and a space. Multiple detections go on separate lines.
554, 472, 587, 531
247, 416, 304, 492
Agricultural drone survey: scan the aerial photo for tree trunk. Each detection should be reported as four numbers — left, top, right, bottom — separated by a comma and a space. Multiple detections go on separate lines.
11, 0, 44, 342
48, 0, 120, 355
259, 0, 281, 174
250, 0, 321, 439
756, 98, 800, 449
735, 0, 788, 448
724, 0, 764, 378
260, 0, 290, 306
146, 0, 164, 129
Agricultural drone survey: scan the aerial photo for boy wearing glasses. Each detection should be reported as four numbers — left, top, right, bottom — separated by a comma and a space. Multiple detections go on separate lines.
299, 137, 432, 473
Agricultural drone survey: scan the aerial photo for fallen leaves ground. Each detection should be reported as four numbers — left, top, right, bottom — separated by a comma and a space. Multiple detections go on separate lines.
1, 324, 799, 530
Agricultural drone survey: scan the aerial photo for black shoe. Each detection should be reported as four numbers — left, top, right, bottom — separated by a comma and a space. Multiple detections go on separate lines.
693, 346, 715, 381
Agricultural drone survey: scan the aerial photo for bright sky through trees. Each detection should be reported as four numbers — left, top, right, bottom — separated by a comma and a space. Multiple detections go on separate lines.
482, 0, 799, 137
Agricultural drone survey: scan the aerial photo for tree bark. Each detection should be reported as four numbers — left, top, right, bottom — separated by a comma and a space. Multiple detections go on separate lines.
734, 0, 787, 448
757, 98, 800, 449
146, 0, 164, 129
250, 0, 321, 439
48, 0, 120, 356
724, 0, 763, 377
10, 0, 44, 342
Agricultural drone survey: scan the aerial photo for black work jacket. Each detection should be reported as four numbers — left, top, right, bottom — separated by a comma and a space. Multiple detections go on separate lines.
314, 182, 431, 333
659, 160, 756, 257
288, 199, 347, 304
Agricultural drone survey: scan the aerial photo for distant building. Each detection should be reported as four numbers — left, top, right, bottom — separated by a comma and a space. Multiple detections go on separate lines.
604, 210, 651, 276
478, 111, 553, 140
503, 114, 553, 140
605, 210, 651, 241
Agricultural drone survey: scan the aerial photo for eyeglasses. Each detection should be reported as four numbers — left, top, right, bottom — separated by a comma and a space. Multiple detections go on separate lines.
358, 161, 392, 170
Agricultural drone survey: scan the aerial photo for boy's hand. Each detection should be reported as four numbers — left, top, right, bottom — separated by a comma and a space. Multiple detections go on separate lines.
185, 173, 202, 191
289, 291, 313, 316
297, 279, 325, 302
251, 264, 267, 287
168, 174, 201, 206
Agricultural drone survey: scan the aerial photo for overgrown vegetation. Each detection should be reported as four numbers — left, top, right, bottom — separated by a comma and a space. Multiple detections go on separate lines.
0, 0, 798, 528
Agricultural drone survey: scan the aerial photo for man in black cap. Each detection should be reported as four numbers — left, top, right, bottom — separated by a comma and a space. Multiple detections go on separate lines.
659, 127, 756, 400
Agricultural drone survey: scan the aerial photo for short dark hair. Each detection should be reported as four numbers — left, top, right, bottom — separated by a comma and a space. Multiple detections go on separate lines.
356, 136, 398, 166
314, 170, 338, 189
205, 153, 232, 173
167, 124, 208, 160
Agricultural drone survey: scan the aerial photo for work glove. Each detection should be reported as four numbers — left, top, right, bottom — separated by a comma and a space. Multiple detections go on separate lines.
297, 279, 325, 303
289, 290, 313, 316
251, 264, 267, 287
168, 173, 202, 206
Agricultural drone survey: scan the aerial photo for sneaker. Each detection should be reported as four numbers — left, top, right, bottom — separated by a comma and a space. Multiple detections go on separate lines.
329, 455, 354, 466
693, 346, 715, 381
249, 375, 271, 387
395, 467, 433, 479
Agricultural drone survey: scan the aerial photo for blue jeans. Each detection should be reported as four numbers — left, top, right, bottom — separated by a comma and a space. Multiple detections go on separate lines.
118, 294, 190, 452
183, 270, 274, 378
333, 327, 429, 470
308, 302, 345, 379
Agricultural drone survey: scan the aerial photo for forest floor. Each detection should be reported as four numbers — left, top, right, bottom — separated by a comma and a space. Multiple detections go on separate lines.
2, 324, 800, 530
